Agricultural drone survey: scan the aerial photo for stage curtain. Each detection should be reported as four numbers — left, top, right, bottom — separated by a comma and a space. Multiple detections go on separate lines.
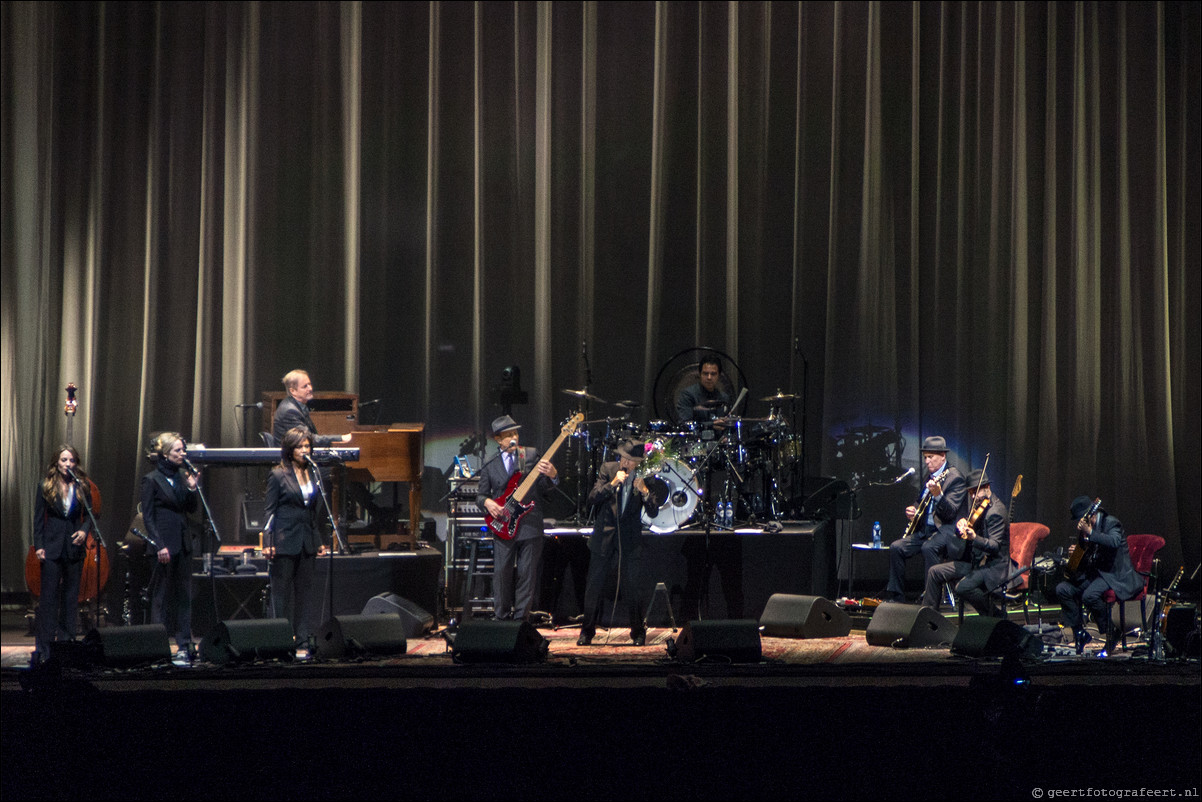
2, 1, 1198, 594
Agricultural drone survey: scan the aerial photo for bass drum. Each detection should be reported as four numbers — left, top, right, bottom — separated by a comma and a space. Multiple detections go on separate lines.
640, 458, 700, 534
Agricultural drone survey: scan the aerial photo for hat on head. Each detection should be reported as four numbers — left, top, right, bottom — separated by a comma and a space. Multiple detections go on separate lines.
920, 435, 949, 453
491, 415, 522, 436
1069, 495, 1097, 521
615, 439, 647, 463
967, 468, 990, 488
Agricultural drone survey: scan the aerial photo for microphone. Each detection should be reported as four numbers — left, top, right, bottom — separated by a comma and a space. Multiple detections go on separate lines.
236, 401, 263, 409
359, 398, 381, 408
182, 457, 201, 476
65, 466, 82, 485
892, 467, 916, 484
304, 453, 322, 470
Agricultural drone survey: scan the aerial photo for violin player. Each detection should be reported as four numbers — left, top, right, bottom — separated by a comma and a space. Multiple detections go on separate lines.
949, 469, 1010, 618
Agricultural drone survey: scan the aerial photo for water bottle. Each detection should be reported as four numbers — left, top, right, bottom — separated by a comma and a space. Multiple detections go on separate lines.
872, 521, 882, 549
726, 501, 734, 526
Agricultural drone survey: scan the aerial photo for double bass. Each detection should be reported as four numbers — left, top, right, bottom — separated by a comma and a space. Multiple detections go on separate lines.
24, 383, 109, 602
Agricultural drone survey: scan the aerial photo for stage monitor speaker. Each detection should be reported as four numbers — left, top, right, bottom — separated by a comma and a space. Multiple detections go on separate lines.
451, 620, 548, 664
951, 617, 1042, 658
314, 614, 408, 660
242, 498, 268, 534
200, 619, 296, 665
673, 620, 762, 663
865, 603, 959, 648
759, 594, 851, 638
83, 625, 172, 667
361, 593, 434, 639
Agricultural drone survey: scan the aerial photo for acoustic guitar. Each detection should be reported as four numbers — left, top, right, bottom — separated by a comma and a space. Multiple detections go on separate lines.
1064, 497, 1103, 580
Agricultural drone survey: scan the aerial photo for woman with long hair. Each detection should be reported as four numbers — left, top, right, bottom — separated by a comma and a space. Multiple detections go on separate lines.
141, 431, 199, 658
264, 426, 324, 650
32, 445, 92, 663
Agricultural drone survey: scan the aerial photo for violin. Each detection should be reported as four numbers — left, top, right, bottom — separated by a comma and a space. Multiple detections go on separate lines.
959, 495, 991, 539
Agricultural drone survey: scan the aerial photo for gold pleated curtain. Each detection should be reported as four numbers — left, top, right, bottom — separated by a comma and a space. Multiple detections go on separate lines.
2, 1, 1197, 594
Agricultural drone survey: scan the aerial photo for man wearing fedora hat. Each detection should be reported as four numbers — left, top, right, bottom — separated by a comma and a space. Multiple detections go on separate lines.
476, 414, 559, 623
945, 469, 1010, 618
578, 439, 660, 646
885, 435, 969, 606
1055, 496, 1141, 655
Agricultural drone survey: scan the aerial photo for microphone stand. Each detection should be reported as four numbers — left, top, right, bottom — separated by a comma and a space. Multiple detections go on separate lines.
188, 462, 222, 650
73, 474, 107, 632
309, 455, 342, 629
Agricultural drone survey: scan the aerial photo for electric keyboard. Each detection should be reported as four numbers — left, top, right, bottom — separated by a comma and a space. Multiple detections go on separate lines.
185, 446, 360, 466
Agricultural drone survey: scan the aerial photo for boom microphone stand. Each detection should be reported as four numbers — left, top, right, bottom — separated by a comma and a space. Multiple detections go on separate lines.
185, 459, 222, 653
308, 454, 343, 630
71, 470, 107, 631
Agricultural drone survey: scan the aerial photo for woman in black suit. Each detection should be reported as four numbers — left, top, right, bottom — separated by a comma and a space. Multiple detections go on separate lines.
264, 426, 324, 649
141, 432, 199, 657
32, 445, 92, 664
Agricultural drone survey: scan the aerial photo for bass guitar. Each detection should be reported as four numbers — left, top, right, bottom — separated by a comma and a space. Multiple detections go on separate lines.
485, 413, 583, 540
1064, 497, 1103, 580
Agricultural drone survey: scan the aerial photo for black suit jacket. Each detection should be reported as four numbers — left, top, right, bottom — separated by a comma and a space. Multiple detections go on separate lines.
475, 446, 554, 542
140, 465, 198, 556
962, 497, 1010, 589
919, 465, 970, 540
33, 487, 91, 562
264, 465, 322, 556
1082, 511, 1143, 599
273, 396, 339, 447
587, 461, 659, 557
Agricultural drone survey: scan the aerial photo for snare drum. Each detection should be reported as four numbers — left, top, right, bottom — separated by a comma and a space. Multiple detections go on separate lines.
640, 457, 701, 533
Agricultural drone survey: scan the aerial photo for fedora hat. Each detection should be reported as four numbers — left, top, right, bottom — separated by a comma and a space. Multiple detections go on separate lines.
967, 468, 990, 487
615, 439, 647, 463
490, 415, 522, 436
920, 435, 949, 453
1069, 495, 1097, 521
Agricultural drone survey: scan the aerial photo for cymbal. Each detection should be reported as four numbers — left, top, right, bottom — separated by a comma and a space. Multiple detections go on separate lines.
614, 400, 643, 409
561, 388, 607, 404
760, 391, 797, 402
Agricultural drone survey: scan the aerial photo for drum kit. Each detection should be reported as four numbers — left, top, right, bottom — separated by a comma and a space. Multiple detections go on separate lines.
558, 387, 802, 532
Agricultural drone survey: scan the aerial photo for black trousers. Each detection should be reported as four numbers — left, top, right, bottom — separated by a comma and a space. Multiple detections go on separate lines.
150, 550, 193, 649
270, 551, 318, 642
581, 545, 646, 635
35, 556, 83, 660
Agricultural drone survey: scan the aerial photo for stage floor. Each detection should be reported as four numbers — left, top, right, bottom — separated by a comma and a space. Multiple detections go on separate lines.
3, 607, 1198, 801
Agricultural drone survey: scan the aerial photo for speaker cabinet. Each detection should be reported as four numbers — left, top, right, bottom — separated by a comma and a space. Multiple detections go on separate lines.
673, 620, 762, 663
200, 619, 296, 665
451, 620, 548, 664
865, 603, 959, 648
313, 614, 408, 660
759, 594, 852, 638
83, 625, 172, 667
952, 617, 1042, 658
361, 593, 434, 639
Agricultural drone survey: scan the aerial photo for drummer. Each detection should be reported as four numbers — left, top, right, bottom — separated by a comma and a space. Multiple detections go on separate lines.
675, 357, 731, 425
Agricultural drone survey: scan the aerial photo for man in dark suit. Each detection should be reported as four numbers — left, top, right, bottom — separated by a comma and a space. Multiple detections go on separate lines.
948, 469, 1010, 618
578, 439, 660, 646
885, 435, 969, 607
1056, 496, 1142, 655
476, 415, 558, 623
272, 369, 353, 447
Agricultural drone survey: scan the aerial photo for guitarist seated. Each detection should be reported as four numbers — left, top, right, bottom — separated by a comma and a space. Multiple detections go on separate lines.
477, 415, 558, 623
1055, 496, 1142, 656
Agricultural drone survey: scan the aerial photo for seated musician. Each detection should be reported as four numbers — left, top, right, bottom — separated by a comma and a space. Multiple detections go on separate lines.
272, 369, 353, 446
1055, 496, 1142, 656
948, 469, 1009, 618
675, 357, 731, 425
885, 436, 968, 607
476, 415, 558, 623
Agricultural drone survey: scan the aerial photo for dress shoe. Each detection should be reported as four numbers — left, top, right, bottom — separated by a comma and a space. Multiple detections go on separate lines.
1074, 628, 1092, 655
631, 630, 647, 647
576, 630, 594, 647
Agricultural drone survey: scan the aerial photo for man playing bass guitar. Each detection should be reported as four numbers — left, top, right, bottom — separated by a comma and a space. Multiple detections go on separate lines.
1055, 496, 1142, 656
886, 436, 969, 607
477, 415, 558, 623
